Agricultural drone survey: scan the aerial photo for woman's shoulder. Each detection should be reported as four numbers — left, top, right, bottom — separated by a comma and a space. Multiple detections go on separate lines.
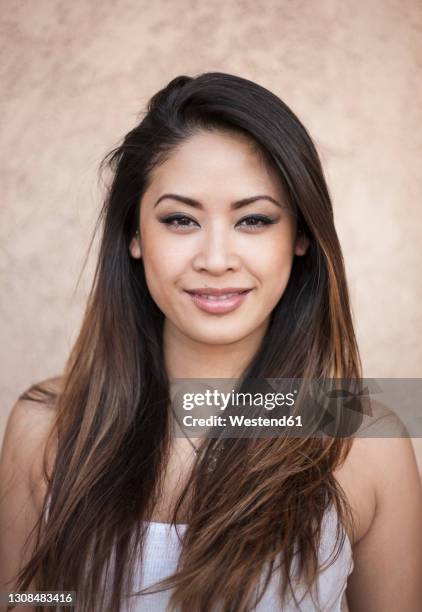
5, 376, 63, 442
334, 400, 421, 547
1, 377, 63, 512
0, 378, 63, 589
340, 405, 422, 609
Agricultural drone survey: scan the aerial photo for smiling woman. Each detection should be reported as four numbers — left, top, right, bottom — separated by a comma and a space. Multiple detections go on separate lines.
1, 72, 421, 612
128, 129, 308, 349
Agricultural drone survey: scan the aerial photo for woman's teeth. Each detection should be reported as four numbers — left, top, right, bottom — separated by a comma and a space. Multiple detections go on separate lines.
196, 293, 240, 300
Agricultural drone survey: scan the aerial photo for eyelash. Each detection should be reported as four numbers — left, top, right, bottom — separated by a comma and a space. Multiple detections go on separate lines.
159, 214, 277, 231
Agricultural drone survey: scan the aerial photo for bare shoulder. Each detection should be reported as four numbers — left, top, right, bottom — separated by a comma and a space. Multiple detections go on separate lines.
4, 376, 63, 447
0, 378, 63, 590
1, 377, 63, 511
341, 406, 422, 610
334, 400, 420, 546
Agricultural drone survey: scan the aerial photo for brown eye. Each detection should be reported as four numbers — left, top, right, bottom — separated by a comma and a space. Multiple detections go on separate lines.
236, 215, 275, 229
159, 214, 199, 229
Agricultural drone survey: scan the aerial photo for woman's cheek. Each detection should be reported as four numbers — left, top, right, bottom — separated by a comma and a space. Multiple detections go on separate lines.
260, 251, 294, 299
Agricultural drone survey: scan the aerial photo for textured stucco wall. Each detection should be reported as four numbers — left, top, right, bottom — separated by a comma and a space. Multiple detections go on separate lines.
1, 0, 421, 464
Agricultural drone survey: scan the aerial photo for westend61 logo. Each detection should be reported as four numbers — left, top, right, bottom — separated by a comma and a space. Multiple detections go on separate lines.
169, 378, 387, 439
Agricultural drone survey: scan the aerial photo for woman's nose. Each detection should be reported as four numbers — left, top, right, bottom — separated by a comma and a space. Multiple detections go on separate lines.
192, 225, 241, 274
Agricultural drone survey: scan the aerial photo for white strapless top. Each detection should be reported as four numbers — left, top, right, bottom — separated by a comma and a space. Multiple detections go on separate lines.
45, 502, 353, 611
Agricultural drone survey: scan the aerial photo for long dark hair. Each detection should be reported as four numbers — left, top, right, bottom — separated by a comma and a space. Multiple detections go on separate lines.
12, 72, 361, 611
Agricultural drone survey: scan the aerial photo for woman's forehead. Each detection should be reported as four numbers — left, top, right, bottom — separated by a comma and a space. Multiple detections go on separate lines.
143, 130, 287, 208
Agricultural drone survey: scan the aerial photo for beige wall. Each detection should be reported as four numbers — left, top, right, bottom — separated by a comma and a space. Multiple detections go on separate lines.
1, 1, 421, 465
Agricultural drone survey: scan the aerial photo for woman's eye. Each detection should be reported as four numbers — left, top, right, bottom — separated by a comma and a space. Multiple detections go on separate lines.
237, 215, 275, 230
159, 214, 276, 231
159, 215, 199, 229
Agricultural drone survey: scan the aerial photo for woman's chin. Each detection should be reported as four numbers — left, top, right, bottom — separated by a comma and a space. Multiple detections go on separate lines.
183, 324, 258, 347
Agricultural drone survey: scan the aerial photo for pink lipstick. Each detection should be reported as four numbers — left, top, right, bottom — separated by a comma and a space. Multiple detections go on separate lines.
184, 287, 253, 315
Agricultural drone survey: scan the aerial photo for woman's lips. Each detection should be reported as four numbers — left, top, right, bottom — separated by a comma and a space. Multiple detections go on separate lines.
185, 289, 252, 314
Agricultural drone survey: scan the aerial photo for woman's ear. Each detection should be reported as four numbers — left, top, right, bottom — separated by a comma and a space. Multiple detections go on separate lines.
129, 230, 142, 259
294, 229, 310, 256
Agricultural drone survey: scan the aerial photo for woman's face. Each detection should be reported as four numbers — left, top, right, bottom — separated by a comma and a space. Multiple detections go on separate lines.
130, 130, 308, 347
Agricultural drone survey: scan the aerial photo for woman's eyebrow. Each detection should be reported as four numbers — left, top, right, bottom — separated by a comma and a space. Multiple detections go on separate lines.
154, 193, 285, 210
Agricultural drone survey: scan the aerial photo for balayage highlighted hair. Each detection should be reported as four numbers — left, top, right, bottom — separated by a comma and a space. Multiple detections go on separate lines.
13, 72, 361, 611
